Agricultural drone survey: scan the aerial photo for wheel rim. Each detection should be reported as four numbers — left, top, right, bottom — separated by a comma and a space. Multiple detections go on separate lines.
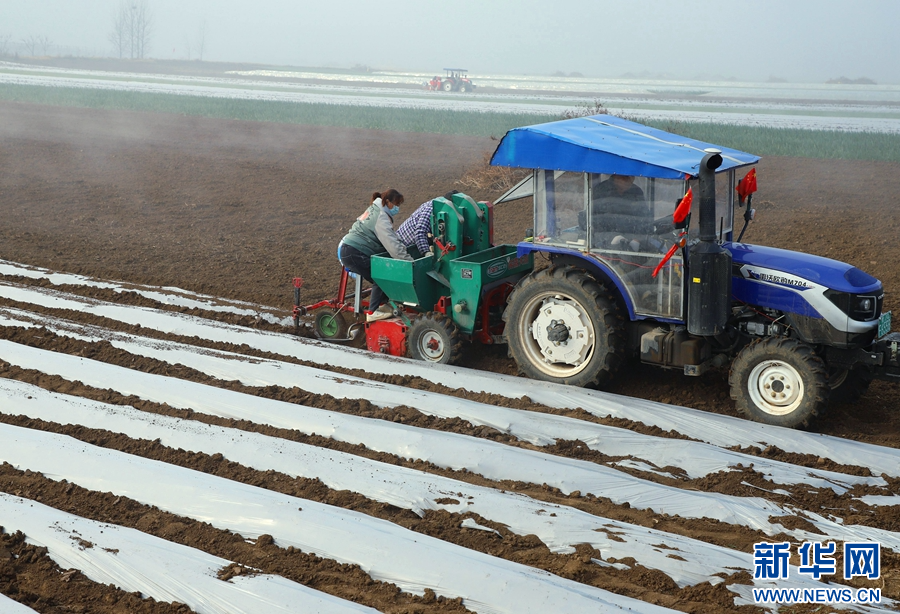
516, 292, 595, 378
748, 360, 805, 416
417, 330, 446, 361
828, 368, 849, 389
317, 312, 340, 337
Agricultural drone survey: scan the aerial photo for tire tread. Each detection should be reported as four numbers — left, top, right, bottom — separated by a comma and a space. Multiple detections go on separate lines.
503, 265, 625, 388
728, 337, 829, 428
408, 312, 464, 365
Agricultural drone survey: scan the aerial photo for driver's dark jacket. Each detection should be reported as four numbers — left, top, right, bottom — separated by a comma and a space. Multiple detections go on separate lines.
591, 180, 651, 233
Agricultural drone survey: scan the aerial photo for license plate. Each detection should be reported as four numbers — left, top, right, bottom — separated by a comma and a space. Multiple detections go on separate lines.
878, 310, 892, 338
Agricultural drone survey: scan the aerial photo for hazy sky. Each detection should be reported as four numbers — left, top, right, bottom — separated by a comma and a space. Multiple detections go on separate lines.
4, 0, 900, 83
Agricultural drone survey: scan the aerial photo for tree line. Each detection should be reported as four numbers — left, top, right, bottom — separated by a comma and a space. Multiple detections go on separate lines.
108, 0, 153, 59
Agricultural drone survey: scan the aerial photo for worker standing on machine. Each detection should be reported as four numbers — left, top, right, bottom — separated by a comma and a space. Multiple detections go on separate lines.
339, 189, 412, 322
396, 190, 459, 257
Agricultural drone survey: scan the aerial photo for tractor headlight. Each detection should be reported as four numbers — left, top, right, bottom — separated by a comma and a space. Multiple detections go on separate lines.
850, 295, 879, 320
825, 290, 882, 321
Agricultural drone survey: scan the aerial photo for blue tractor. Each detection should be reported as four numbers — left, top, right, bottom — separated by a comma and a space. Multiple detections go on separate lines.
490, 115, 898, 428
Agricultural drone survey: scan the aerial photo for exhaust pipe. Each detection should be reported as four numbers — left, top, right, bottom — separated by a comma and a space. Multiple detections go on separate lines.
687, 150, 732, 336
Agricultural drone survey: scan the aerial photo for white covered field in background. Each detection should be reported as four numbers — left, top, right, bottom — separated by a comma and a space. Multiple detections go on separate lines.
2, 60, 900, 132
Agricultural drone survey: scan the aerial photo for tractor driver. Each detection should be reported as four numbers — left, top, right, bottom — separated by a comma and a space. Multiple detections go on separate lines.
339, 189, 413, 322
592, 174, 647, 212
591, 174, 653, 250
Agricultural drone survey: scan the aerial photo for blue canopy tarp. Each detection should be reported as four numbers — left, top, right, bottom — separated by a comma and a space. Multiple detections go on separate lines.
490, 115, 759, 180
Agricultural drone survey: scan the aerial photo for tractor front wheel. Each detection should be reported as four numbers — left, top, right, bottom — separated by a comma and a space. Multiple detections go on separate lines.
828, 366, 872, 404
729, 337, 829, 428
408, 312, 463, 364
312, 307, 350, 341
503, 266, 624, 388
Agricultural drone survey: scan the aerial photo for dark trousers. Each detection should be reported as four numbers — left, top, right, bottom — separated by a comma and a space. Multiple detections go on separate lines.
339, 243, 385, 310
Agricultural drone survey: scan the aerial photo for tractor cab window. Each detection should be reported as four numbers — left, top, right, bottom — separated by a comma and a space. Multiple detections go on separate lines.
684, 170, 735, 241
588, 174, 688, 319
589, 174, 653, 248
531, 170, 738, 319
533, 170, 587, 248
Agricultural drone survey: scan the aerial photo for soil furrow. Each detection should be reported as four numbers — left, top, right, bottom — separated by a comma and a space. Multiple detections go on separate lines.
0, 415, 760, 611
2, 323, 897, 531
4, 283, 898, 478
0, 464, 471, 614
0, 527, 198, 614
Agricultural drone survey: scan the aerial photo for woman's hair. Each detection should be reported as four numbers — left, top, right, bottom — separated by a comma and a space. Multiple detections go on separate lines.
376, 188, 404, 206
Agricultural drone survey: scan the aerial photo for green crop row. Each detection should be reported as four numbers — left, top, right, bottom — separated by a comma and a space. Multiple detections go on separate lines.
2, 82, 900, 162
641, 119, 900, 163
0, 82, 557, 138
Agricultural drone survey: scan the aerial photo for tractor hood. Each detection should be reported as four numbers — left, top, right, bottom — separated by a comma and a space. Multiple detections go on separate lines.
726, 242, 882, 294
490, 115, 759, 179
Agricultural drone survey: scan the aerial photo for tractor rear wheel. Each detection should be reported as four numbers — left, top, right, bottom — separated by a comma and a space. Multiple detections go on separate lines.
312, 307, 349, 341
503, 266, 625, 388
408, 312, 463, 364
729, 337, 829, 428
442, 81, 454, 92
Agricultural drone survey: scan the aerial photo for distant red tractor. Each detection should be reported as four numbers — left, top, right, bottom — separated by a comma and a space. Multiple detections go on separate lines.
426, 69, 475, 93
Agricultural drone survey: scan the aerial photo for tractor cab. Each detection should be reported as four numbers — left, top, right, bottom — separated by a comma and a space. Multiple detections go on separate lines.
529, 170, 739, 320
494, 116, 753, 324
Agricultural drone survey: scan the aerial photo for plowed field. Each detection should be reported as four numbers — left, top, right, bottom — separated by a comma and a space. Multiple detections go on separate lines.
0, 99, 898, 613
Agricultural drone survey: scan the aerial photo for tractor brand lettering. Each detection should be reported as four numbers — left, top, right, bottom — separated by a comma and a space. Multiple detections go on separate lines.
754, 272, 811, 288
744, 267, 811, 289
461, 268, 473, 279
486, 261, 508, 278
